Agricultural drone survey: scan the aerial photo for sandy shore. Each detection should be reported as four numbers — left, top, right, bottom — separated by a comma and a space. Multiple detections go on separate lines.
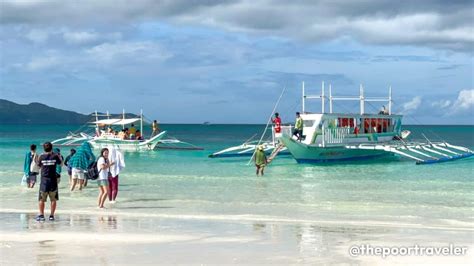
1, 210, 472, 265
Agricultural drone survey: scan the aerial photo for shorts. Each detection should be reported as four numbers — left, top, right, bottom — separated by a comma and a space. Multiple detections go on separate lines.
39, 190, 58, 202
39, 179, 59, 202
67, 166, 72, 176
72, 168, 85, 180
97, 179, 109, 187
27, 173, 37, 183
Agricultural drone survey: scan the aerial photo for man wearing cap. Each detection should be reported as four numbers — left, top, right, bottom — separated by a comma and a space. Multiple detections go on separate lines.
254, 145, 267, 176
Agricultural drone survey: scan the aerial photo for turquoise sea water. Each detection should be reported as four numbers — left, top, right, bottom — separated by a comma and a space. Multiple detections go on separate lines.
0, 124, 472, 226
0, 124, 473, 263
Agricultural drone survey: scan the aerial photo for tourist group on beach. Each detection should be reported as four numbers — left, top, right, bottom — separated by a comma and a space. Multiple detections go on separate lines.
23, 142, 125, 222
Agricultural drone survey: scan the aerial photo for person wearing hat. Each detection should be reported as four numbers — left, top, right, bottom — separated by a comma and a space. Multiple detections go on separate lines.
254, 145, 267, 176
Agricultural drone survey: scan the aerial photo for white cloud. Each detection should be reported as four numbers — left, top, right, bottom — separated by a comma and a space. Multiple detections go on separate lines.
26, 56, 60, 71
402, 96, 422, 114
25, 29, 48, 43
63, 31, 99, 44
431, 99, 451, 109
1, 0, 473, 52
85, 41, 171, 63
450, 89, 474, 114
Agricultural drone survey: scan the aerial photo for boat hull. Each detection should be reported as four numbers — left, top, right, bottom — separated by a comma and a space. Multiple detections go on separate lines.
89, 131, 167, 151
280, 135, 389, 163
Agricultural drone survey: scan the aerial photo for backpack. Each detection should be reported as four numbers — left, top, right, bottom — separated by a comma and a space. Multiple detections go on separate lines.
85, 160, 101, 180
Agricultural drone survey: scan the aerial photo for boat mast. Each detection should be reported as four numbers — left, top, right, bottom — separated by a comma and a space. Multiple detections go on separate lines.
321, 81, 325, 113
302, 81, 305, 113
95, 110, 99, 135
329, 84, 333, 114
140, 109, 143, 136
388, 86, 392, 115
122, 109, 125, 130
359, 84, 365, 115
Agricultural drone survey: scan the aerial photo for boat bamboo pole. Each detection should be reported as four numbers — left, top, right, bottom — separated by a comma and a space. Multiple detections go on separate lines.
247, 87, 286, 165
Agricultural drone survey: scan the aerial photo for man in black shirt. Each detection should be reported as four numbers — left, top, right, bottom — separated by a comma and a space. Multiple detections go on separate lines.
36, 142, 62, 221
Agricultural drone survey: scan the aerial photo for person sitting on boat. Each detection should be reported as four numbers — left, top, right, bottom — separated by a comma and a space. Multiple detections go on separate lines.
379, 105, 389, 115
118, 130, 126, 140
124, 128, 130, 139
135, 130, 142, 140
107, 127, 113, 134
293, 112, 304, 141
254, 145, 267, 176
129, 124, 137, 139
272, 112, 282, 134
152, 120, 160, 137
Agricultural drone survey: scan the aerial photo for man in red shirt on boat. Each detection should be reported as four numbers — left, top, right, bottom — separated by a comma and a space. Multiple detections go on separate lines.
272, 112, 282, 134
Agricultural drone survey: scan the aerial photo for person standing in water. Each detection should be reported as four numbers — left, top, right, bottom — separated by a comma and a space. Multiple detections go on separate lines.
108, 147, 125, 203
254, 145, 267, 176
53, 148, 64, 184
36, 142, 62, 221
68, 142, 95, 191
97, 148, 115, 209
23, 144, 40, 188
64, 148, 76, 185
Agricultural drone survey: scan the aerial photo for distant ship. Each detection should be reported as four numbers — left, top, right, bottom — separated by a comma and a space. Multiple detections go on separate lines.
203, 121, 211, 125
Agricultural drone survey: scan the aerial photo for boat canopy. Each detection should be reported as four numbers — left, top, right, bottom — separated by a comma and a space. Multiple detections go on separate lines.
91, 118, 141, 125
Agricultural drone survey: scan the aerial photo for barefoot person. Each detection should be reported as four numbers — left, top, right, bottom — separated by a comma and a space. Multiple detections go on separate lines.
68, 142, 95, 191
254, 145, 267, 176
97, 148, 115, 209
64, 148, 76, 185
23, 144, 40, 188
108, 147, 125, 203
36, 142, 62, 221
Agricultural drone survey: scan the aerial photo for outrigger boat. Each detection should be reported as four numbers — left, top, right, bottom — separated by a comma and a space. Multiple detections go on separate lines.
52, 110, 201, 151
278, 82, 473, 164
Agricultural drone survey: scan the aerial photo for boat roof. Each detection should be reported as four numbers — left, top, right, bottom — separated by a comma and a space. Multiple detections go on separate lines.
301, 113, 402, 119
91, 118, 140, 126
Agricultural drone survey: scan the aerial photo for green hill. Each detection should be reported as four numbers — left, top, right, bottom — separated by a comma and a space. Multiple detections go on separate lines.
0, 99, 92, 124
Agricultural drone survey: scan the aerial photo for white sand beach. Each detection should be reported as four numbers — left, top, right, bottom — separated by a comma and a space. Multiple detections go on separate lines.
1, 209, 472, 265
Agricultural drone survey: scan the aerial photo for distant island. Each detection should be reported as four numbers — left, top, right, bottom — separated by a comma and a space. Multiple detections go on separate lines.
0, 99, 137, 125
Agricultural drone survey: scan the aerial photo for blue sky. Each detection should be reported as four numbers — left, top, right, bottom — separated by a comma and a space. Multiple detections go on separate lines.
0, 0, 472, 124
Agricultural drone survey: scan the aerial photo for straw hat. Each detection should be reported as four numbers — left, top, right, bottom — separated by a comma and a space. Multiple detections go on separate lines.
258, 145, 264, 151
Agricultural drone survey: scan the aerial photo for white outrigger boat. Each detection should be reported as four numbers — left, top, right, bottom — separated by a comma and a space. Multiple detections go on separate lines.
52, 110, 200, 151
278, 82, 473, 164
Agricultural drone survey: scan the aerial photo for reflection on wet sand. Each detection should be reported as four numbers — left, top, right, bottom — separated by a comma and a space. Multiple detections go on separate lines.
98, 215, 118, 230
36, 239, 58, 265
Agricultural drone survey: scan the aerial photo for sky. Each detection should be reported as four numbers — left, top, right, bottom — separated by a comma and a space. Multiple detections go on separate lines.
0, 0, 473, 124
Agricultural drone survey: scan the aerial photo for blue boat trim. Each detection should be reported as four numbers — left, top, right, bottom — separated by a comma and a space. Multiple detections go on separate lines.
210, 151, 291, 158
295, 154, 387, 164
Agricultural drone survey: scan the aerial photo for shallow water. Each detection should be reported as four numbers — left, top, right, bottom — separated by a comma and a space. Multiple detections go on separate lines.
0, 124, 473, 264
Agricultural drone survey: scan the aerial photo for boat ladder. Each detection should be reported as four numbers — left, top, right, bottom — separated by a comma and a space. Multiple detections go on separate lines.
346, 141, 473, 165
267, 143, 286, 165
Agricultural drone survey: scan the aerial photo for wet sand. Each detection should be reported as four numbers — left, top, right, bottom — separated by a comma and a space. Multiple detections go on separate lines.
1, 210, 472, 265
